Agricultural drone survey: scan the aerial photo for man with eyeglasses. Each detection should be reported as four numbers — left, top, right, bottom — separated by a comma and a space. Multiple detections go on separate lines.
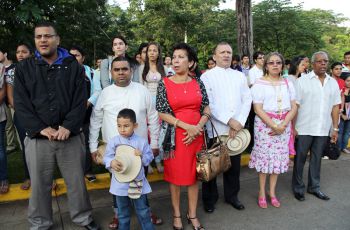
14, 21, 100, 230
292, 51, 340, 202
248, 51, 264, 87
89, 56, 160, 229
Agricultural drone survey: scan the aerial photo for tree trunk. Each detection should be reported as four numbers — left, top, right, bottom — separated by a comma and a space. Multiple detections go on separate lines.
236, 0, 253, 63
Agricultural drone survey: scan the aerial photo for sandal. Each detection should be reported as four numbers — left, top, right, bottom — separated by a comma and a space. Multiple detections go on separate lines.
150, 213, 163, 225
108, 217, 118, 230
173, 215, 183, 230
20, 179, 31, 190
270, 196, 281, 208
186, 214, 205, 230
258, 197, 267, 209
0, 180, 9, 194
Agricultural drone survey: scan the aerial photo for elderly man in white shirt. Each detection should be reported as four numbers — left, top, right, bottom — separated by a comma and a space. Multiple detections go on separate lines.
89, 56, 161, 228
292, 51, 340, 202
248, 51, 264, 87
201, 42, 252, 213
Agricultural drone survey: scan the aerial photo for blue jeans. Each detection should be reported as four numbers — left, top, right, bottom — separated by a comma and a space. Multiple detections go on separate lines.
0, 120, 7, 181
115, 194, 154, 230
337, 119, 350, 150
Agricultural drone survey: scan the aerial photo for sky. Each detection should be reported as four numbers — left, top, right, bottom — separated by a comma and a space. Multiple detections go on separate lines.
111, 0, 350, 27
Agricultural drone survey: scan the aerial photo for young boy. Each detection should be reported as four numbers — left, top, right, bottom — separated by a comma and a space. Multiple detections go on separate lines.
104, 108, 154, 230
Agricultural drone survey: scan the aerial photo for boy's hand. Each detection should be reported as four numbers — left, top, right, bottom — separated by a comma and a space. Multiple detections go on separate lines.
152, 148, 159, 157
111, 159, 123, 172
134, 149, 142, 157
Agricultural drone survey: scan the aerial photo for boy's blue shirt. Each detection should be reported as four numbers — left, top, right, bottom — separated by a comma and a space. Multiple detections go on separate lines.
103, 132, 154, 196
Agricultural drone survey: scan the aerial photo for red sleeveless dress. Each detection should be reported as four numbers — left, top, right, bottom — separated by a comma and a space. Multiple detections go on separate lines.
163, 77, 204, 186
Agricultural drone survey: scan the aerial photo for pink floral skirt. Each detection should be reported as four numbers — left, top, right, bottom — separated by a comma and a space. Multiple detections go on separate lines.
248, 115, 290, 174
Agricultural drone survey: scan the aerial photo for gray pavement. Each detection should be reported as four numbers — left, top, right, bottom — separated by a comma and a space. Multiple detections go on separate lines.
1, 154, 350, 230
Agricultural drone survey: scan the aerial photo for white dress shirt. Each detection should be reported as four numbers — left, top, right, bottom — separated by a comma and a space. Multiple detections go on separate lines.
248, 65, 264, 85
201, 66, 252, 138
89, 82, 159, 152
295, 71, 341, 136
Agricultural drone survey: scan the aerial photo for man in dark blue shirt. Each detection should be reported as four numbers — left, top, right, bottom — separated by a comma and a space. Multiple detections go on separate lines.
14, 21, 100, 230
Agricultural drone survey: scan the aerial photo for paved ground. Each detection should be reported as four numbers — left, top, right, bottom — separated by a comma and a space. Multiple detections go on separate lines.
1, 154, 350, 230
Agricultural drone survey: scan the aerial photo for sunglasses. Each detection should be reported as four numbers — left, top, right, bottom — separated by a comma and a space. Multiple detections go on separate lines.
267, 61, 282, 65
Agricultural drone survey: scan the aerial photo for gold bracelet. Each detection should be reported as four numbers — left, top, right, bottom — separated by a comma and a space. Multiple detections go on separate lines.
174, 119, 179, 128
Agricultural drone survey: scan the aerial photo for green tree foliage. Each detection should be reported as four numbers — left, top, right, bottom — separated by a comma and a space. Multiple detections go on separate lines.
0, 0, 349, 67
252, 0, 349, 61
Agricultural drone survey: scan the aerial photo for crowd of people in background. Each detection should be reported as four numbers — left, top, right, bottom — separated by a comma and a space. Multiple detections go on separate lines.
0, 20, 349, 230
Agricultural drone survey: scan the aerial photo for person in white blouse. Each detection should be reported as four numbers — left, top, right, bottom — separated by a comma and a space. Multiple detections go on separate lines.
248, 51, 264, 87
292, 51, 341, 202
249, 52, 297, 209
201, 42, 252, 213
89, 56, 162, 228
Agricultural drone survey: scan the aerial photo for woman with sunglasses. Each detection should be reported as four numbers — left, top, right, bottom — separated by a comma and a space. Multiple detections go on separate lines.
249, 52, 297, 208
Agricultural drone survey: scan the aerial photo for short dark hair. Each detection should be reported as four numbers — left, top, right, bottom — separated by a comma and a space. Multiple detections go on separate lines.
285, 59, 291, 65
241, 54, 249, 59
35, 21, 58, 35
117, 108, 136, 123
138, 42, 148, 54
331, 61, 343, 69
112, 35, 128, 47
0, 48, 9, 54
344, 51, 350, 57
253, 51, 264, 62
70, 45, 86, 57
16, 42, 34, 54
232, 54, 240, 62
111, 56, 131, 68
172, 43, 198, 63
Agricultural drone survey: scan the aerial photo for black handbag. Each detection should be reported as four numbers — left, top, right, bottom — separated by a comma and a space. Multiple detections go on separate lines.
323, 138, 340, 160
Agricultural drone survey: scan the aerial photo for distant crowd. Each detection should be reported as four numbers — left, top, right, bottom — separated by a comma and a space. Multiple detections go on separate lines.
0, 20, 350, 230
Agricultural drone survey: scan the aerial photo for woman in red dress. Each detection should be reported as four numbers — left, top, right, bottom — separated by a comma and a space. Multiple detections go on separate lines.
156, 43, 210, 230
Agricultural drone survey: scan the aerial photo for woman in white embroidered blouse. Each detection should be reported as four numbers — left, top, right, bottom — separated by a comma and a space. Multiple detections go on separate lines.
249, 52, 298, 209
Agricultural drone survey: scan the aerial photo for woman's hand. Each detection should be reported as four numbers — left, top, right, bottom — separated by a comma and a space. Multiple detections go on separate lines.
269, 123, 286, 136
182, 124, 203, 145
341, 114, 348, 121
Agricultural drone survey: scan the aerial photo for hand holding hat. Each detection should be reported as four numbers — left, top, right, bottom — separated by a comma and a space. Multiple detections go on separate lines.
112, 145, 142, 183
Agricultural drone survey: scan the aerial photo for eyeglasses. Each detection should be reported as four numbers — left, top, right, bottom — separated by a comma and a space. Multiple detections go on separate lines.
34, 34, 56, 40
267, 61, 282, 65
113, 67, 129, 72
257, 56, 264, 60
315, 59, 329, 64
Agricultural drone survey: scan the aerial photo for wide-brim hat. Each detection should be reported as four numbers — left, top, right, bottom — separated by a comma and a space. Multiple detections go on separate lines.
221, 129, 251, 156
113, 145, 142, 183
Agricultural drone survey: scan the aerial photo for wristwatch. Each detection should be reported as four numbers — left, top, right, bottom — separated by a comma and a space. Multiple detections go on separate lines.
333, 128, 339, 132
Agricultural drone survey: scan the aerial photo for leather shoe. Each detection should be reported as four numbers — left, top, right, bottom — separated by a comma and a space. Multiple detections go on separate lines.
203, 203, 215, 213
228, 200, 245, 210
294, 192, 305, 201
84, 220, 101, 230
307, 190, 330, 200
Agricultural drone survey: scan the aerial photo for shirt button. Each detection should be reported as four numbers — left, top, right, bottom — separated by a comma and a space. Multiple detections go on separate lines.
50, 108, 54, 111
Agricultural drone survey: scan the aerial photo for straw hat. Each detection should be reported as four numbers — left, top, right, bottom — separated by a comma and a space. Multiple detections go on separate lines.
113, 145, 142, 183
220, 129, 251, 156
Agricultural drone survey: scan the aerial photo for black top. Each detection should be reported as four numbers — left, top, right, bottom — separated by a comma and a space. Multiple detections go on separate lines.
14, 56, 87, 138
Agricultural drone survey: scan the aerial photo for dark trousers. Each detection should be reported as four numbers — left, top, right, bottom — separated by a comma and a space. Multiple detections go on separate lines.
202, 138, 241, 206
292, 135, 328, 194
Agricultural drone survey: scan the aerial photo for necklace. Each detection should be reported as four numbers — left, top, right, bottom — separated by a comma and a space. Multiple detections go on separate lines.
266, 75, 283, 117
173, 76, 191, 94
